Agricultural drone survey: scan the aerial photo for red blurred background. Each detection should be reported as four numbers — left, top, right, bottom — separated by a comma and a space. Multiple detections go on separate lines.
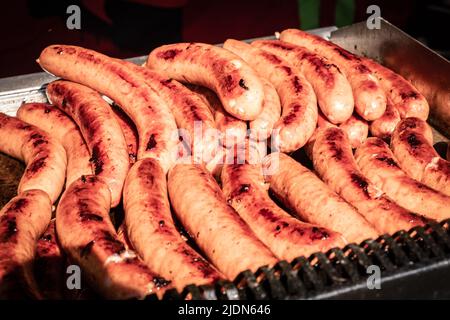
0, 0, 448, 78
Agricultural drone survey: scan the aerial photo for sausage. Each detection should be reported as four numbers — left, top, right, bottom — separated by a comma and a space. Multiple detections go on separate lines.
146, 42, 264, 120
46, 80, 129, 208
38, 45, 178, 172
118, 60, 220, 163
338, 114, 369, 149
355, 137, 450, 221
312, 127, 428, 234
391, 117, 450, 196
0, 189, 52, 299
223, 39, 317, 152
252, 39, 354, 124
34, 219, 65, 299
280, 29, 386, 121
168, 164, 278, 280
116, 223, 134, 250
249, 77, 281, 141
123, 158, 222, 290
362, 57, 429, 120
263, 153, 377, 243
111, 105, 138, 166
56, 175, 171, 299
221, 161, 345, 260
304, 109, 335, 160
369, 99, 401, 140
16, 102, 92, 187
187, 84, 247, 148
0, 113, 66, 203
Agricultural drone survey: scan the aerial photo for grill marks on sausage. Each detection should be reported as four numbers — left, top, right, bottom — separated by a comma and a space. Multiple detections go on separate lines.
261, 51, 283, 64
178, 247, 219, 279
350, 172, 370, 198
26, 156, 47, 175
0, 216, 18, 242
146, 134, 157, 150
89, 143, 104, 175
283, 104, 301, 125
333, 46, 360, 62
400, 91, 419, 100
30, 133, 48, 148
375, 156, 399, 167
406, 133, 422, 148
157, 49, 182, 60
301, 52, 337, 86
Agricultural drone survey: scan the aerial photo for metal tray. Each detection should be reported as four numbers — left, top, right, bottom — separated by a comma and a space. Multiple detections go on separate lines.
1, 25, 449, 300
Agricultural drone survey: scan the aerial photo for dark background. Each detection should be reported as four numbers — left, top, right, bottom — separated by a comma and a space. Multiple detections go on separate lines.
0, 0, 449, 78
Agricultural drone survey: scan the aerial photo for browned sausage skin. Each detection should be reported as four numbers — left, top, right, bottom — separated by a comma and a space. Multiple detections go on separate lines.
369, 99, 401, 140
313, 127, 428, 234
339, 114, 369, 149
252, 39, 354, 124
168, 164, 278, 280
224, 39, 317, 152
222, 161, 345, 260
17, 103, 93, 187
356, 137, 450, 221
111, 105, 138, 166
0, 113, 66, 203
56, 175, 171, 299
0, 189, 52, 299
38, 45, 178, 172
123, 158, 222, 290
263, 153, 377, 243
280, 29, 386, 121
47, 80, 129, 208
362, 57, 429, 120
391, 117, 450, 196
146, 42, 264, 120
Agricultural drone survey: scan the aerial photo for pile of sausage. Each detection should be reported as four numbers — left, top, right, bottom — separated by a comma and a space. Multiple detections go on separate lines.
1, 28, 449, 300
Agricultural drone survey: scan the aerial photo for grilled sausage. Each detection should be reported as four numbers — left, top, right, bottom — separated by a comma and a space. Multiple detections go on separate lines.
17, 102, 92, 187
391, 117, 450, 196
34, 219, 65, 299
362, 57, 429, 120
111, 105, 138, 166
313, 127, 428, 234
369, 99, 401, 140
168, 164, 278, 280
339, 114, 369, 149
0, 189, 52, 299
252, 39, 354, 124
46, 80, 129, 208
119, 60, 220, 163
116, 223, 133, 250
249, 78, 281, 141
280, 29, 386, 121
304, 110, 335, 159
187, 84, 247, 148
264, 153, 377, 243
355, 137, 450, 221
0, 113, 66, 203
224, 39, 317, 152
221, 161, 345, 260
146, 42, 264, 120
38, 45, 178, 172
56, 175, 171, 299
123, 158, 222, 290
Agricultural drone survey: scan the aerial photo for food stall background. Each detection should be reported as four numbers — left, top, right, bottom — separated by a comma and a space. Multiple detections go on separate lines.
0, 0, 449, 78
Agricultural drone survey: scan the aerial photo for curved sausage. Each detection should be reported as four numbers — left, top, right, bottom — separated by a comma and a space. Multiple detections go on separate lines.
362, 57, 429, 120
168, 164, 278, 280
34, 219, 65, 299
146, 42, 264, 120
391, 117, 450, 196
123, 158, 222, 290
312, 127, 428, 234
339, 114, 369, 149
252, 39, 353, 124
221, 162, 345, 260
46, 80, 129, 208
116, 223, 134, 250
369, 99, 401, 140
0, 113, 66, 203
56, 175, 171, 299
17, 103, 92, 187
111, 105, 138, 166
223, 39, 317, 152
0, 189, 52, 299
38, 45, 178, 172
186, 84, 247, 148
280, 29, 386, 121
355, 137, 450, 221
249, 78, 281, 141
119, 60, 220, 163
263, 153, 377, 243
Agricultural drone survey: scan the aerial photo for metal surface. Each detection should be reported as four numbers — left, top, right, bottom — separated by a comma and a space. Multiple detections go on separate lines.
330, 18, 450, 138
